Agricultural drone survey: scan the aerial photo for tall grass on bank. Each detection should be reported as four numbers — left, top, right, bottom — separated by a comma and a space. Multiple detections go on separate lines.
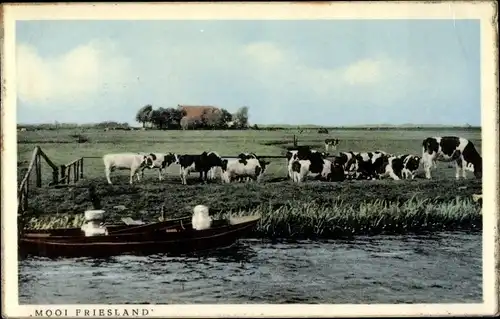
22, 196, 481, 239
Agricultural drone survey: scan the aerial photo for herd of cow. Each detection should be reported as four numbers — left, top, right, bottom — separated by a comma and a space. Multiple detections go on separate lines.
102, 135, 482, 185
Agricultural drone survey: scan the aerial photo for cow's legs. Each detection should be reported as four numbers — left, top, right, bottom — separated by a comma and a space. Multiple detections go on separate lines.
422, 153, 433, 179
105, 166, 113, 185
454, 158, 463, 180
180, 167, 187, 185
461, 156, 469, 179
129, 169, 136, 184
158, 168, 163, 181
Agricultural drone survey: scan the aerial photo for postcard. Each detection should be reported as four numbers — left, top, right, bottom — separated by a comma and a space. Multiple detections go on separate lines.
1, 1, 498, 318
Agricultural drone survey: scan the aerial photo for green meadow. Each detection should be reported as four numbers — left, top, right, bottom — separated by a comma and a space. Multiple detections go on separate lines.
18, 127, 482, 238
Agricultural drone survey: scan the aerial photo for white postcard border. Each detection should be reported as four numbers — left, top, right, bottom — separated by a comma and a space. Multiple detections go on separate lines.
1, 2, 498, 318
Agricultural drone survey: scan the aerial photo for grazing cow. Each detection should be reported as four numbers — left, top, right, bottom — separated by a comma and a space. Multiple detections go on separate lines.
286, 146, 328, 179
138, 152, 178, 181
324, 138, 340, 152
221, 158, 270, 183
177, 151, 224, 185
290, 150, 333, 183
422, 136, 482, 180
207, 153, 259, 182
103, 153, 154, 185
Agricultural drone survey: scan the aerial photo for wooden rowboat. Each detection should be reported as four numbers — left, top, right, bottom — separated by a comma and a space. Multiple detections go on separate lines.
21, 215, 193, 239
19, 215, 261, 258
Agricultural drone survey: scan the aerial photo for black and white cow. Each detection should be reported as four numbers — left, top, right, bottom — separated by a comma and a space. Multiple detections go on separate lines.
290, 149, 333, 183
138, 152, 178, 181
324, 138, 340, 152
400, 154, 422, 179
422, 136, 482, 180
352, 151, 389, 180
286, 146, 328, 179
330, 151, 359, 178
208, 152, 259, 182
377, 154, 422, 181
103, 153, 154, 185
177, 151, 224, 185
221, 157, 270, 183
329, 161, 346, 182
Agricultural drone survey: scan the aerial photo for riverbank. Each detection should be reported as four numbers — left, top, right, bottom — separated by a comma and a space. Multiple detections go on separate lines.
22, 178, 482, 239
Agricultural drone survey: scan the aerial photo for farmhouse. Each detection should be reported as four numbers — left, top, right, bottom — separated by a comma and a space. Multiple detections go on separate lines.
178, 105, 221, 118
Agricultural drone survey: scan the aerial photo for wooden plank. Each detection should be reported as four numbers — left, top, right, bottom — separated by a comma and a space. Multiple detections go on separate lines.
18, 146, 40, 193
65, 158, 81, 167
60, 165, 66, 184
37, 148, 58, 171
80, 158, 84, 178
35, 153, 42, 188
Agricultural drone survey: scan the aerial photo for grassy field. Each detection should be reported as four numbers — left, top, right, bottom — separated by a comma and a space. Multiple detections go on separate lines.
17, 127, 483, 238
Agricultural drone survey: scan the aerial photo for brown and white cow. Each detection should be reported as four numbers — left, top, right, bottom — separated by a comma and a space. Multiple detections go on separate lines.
422, 136, 482, 180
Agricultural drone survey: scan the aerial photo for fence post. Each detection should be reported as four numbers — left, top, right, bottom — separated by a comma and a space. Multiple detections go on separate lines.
35, 153, 42, 188
23, 187, 28, 213
66, 166, 71, 184
74, 164, 78, 183
52, 168, 59, 186
80, 158, 84, 179
60, 165, 66, 184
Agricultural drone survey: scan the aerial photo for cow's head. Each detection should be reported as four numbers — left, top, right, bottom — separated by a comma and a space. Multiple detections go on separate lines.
221, 159, 229, 172
471, 159, 482, 179
258, 159, 270, 173
164, 153, 178, 167
408, 155, 422, 171
207, 151, 223, 167
142, 154, 155, 168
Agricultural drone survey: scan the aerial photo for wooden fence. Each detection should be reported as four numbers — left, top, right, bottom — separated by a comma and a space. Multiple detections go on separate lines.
59, 158, 84, 184
18, 146, 59, 214
18, 146, 86, 215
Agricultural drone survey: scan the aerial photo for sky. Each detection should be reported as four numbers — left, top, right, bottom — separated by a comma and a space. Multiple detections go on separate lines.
16, 19, 481, 126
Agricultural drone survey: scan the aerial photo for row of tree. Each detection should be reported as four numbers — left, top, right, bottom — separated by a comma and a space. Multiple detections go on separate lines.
135, 105, 249, 130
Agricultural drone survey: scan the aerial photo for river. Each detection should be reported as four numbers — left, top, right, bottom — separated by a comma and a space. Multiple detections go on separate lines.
19, 231, 482, 304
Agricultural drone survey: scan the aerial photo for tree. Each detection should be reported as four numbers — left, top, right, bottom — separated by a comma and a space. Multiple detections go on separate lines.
220, 108, 233, 127
136, 104, 153, 128
180, 116, 202, 130
200, 108, 224, 129
234, 106, 249, 129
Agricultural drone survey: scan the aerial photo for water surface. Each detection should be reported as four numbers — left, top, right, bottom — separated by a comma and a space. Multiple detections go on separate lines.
19, 232, 482, 304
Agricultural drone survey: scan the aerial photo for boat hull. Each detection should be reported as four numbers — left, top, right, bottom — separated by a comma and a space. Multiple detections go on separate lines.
19, 216, 260, 258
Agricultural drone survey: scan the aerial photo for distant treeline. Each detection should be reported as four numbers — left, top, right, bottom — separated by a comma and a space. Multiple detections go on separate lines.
17, 122, 481, 132
135, 104, 249, 130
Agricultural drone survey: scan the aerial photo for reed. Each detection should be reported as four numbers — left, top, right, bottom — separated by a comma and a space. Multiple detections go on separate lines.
216, 195, 481, 239
23, 196, 481, 239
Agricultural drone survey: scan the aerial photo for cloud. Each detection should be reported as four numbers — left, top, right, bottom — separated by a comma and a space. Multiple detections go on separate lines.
16, 41, 131, 109
239, 42, 416, 107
